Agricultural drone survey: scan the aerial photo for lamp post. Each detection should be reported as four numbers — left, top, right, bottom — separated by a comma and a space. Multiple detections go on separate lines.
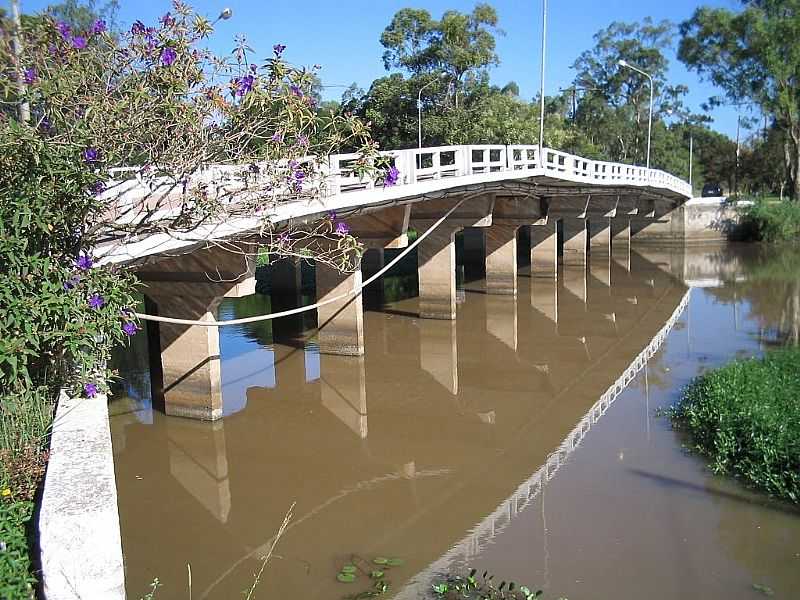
618, 59, 654, 169
418, 73, 448, 149
538, 0, 547, 152
213, 7, 233, 23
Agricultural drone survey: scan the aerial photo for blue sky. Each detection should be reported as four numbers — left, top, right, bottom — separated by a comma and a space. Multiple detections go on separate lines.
21, 0, 762, 139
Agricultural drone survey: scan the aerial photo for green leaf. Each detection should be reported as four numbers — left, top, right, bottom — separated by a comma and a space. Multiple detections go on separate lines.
341, 565, 357, 574
337, 573, 357, 583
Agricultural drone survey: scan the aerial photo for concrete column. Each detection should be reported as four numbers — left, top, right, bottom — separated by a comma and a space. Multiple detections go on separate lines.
462, 228, 485, 281
612, 219, 631, 254
418, 227, 457, 320
146, 293, 224, 421
530, 221, 558, 278
315, 265, 364, 356
588, 218, 611, 256
562, 266, 587, 304
270, 258, 304, 345
485, 223, 519, 296
562, 218, 588, 266
361, 248, 385, 310
420, 319, 458, 394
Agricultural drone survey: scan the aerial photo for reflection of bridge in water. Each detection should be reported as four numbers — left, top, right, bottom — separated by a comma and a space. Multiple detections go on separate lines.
111, 251, 693, 599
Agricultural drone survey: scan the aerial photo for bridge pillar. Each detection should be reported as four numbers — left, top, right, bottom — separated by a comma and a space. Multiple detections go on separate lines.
420, 319, 458, 394
139, 247, 256, 421
530, 221, 558, 278
485, 223, 518, 296
417, 227, 458, 319
315, 264, 364, 356
588, 218, 611, 255
562, 218, 588, 266
269, 257, 304, 345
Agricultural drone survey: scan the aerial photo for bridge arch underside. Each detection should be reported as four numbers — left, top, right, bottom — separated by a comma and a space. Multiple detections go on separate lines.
134, 178, 689, 421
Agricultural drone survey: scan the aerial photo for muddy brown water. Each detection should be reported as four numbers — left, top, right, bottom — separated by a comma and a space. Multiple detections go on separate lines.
110, 244, 800, 600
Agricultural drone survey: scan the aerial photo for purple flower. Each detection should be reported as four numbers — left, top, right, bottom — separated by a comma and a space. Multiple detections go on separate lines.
296, 134, 309, 147
91, 19, 107, 35
131, 20, 146, 35
327, 210, 337, 221
84, 383, 98, 398
160, 47, 177, 66
22, 68, 37, 84
88, 293, 106, 309
122, 321, 139, 336
271, 131, 283, 142
249, 63, 258, 73
278, 232, 290, 244
383, 165, 400, 187
71, 36, 87, 50
56, 21, 71, 38
159, 12, 174, 27
289, 84, 303, 97
335, 221, 350, 236
273, 43, 286, 56
63, 275, 80, 290
83, 147, 100, 163
89, 181, 105, 195
75, 253, 93, 270
39, 116, 52, 132
234, 74, 254, 97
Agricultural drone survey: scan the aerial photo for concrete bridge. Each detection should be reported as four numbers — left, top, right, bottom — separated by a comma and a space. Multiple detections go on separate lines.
97, 144, 697, 422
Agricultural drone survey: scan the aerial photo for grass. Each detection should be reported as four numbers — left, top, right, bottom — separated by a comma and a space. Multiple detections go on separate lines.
670, 347, 800, 503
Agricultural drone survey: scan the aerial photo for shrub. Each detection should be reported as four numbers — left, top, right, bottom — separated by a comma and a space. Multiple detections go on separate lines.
0, 499, 36, 599
739, 198, 800, 242
670, 347, 800, 502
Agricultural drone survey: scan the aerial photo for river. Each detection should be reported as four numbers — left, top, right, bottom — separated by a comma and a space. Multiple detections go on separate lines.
109, 242, 800, 600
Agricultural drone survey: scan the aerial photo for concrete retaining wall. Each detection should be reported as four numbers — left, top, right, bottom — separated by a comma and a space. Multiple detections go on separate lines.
39, 391, 126, 599
631, 197, 746, 244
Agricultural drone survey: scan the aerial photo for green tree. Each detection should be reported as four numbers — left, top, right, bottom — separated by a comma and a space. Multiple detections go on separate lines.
679, 1, 800, 199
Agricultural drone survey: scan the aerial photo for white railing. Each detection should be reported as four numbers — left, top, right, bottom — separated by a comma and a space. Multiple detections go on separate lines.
327, 144, 692, 198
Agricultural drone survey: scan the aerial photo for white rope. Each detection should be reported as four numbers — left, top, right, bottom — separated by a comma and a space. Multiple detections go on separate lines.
134, 196, 469, 327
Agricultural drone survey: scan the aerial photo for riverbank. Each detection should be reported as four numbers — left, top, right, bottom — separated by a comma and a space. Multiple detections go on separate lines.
670, 347, 800, 503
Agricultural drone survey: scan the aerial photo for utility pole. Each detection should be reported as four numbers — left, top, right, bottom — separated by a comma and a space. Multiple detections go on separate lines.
538, 0, 547, 152
11, 0, 30, 123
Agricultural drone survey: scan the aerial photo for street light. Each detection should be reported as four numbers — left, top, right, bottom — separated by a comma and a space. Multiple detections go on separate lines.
215, 7, 233, 22
418, 73, 448, 149
618, 59, 654, 169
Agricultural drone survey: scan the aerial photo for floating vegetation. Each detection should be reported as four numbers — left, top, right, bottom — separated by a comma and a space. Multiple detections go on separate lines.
431, 569, 567, 600
335, 554, 403, 598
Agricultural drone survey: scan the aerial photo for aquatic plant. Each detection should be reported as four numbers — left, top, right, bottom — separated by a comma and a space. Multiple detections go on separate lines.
431, 569, 565, 600
669, 346, 800, 503
334, 555, 404, 598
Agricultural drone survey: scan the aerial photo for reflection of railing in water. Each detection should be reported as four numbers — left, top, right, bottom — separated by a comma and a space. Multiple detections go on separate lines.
395, 288, 692, 598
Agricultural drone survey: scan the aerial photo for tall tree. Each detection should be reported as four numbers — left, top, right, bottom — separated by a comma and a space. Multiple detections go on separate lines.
380, 4, 500, 84
679, 1, 800, 199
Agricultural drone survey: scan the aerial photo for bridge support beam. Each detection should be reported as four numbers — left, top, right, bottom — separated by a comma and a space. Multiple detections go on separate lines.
485, 223, 518, 296
562, 218, 588, 266
417, 227, 458, 320
530, 221, 558, 278
315, 264, 365, 356
588, 218, 611, 256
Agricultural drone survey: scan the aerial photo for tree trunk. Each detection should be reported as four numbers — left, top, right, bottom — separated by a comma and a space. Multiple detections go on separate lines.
786, 123, 800, 201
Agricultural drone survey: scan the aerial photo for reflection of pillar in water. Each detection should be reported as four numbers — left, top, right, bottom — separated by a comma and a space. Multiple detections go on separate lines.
420, 319, 458, 394
320, 355, 367, 438
167, 418, 230, 523
486, 295, 518, 351
562, 266, 587, 304
531, 278, 558, 324
589, 254, 612, 288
